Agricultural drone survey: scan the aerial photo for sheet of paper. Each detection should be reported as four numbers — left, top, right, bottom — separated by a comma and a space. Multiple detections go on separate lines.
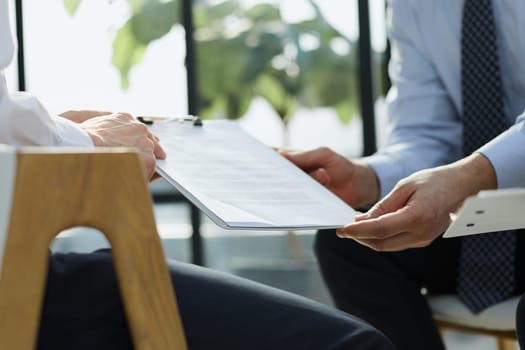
150, 120, 356, 230
443, 188, 525, 238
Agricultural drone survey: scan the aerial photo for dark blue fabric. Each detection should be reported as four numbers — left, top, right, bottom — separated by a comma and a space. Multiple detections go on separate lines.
314, 229, 459, 350
37, 250, 394, 350
516, 294, 525, 348
314, 229, 525, 350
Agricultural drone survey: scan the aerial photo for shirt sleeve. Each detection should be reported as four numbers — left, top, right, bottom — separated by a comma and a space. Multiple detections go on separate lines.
362, 0, 463, 199
477, 113, 525, 188
0, 77, 93, 147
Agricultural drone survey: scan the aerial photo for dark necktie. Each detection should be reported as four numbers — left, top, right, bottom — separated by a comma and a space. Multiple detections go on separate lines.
456, 0, 516, 313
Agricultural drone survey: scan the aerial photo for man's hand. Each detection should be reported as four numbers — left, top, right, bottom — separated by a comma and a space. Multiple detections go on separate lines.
336, 153, 497, 251
282, 147, 380, 208
79, 113, 166, 180
59, 110, 112, 123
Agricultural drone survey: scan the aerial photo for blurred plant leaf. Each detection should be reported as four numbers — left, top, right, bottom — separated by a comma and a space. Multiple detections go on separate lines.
130, 0, 179, 44
245, 3, 281, 22
196, 35, 251, 105
256, 74, 296, 122
225, 92, 252, 119
297, 43, 355, 108
63, 0, 81, 16
335, 101, 357, 125
127, 0, 145, 12
63, 0, 360, 125
112, 21, 147, 90
194, 0, 240, 27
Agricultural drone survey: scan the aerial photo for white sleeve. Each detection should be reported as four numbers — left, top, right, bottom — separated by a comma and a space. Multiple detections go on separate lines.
0, 77, 93, 147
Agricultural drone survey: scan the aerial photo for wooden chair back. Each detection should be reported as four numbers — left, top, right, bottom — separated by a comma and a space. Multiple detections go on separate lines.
0, 148, 187, 350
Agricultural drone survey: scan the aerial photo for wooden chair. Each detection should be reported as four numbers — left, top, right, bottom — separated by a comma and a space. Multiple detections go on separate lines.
0, 147, 188, 350
429, 295, 518, 350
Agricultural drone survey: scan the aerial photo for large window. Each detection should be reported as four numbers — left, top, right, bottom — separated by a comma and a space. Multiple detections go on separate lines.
13, 0, 388, 157
20, 0, 188, 117
5, 0, 17, 90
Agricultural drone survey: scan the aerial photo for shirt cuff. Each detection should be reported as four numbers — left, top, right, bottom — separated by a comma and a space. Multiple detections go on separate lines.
477, 120, 525, 189
362, 153, 405, 200
53, 117, 94, 147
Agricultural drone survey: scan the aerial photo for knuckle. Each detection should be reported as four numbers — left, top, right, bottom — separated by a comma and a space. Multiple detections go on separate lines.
118, 112, 133, 120
141, 150, 156, 164
135, 122, 149, 133
143, 138, 155, 150
395, 179, 407, 189
136, 138, 154, 153
373, 202, 387, 215
317, 147, 331, 158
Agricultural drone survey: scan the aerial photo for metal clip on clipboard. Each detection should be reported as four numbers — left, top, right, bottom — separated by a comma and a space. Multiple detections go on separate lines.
137, 115, 203, 126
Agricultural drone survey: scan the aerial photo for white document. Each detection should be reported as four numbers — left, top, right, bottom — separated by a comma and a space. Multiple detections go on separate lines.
150, 120, 356, 230
443, 188, 525, 238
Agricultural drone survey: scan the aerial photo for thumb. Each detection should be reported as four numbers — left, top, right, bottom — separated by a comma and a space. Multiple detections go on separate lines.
357, 185, 412, 221
285, 148, 332, 172
310, 168, 330, 186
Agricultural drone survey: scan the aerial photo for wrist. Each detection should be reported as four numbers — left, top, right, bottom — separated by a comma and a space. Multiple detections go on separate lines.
450, 152, 497, 199
80, 126, 103, 147
354, 160, 380, 206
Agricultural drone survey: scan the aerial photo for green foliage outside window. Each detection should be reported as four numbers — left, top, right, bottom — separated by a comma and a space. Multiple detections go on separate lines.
64, 0, 359, 124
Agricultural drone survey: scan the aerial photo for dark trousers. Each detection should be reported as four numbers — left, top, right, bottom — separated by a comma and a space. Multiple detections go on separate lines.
516, 294, 525, 348
37, 250, 395, 350
315, 229, 525, 350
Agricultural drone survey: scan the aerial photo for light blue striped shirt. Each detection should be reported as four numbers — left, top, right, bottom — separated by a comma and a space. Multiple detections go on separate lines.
365, 0, 525, 198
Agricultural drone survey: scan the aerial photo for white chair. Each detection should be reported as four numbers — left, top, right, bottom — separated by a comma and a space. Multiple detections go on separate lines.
428, 295, 518, 350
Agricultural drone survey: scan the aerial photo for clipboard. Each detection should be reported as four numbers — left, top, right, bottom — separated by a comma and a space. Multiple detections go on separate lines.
145, 117, 356, 230
443, 188, 525, 238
